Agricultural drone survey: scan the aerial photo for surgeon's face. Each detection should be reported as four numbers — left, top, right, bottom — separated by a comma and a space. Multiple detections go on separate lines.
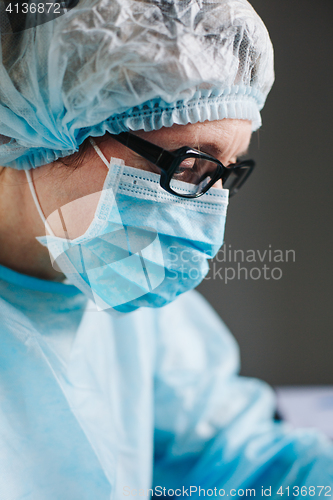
32, 119, 252, 219
0, 118, 252, 281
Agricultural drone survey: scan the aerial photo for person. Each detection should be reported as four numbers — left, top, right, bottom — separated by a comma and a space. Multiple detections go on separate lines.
0, 0, 332, 498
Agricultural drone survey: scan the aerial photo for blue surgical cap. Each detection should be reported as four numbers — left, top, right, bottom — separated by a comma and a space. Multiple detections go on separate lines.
0, 0, 274, 170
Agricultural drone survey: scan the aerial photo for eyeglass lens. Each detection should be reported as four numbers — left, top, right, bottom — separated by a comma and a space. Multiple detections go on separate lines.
168, 156, 220, 196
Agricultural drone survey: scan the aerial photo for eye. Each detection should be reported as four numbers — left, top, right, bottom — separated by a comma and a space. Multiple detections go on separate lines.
174, 158, 196, 173
172, 156, 220, 186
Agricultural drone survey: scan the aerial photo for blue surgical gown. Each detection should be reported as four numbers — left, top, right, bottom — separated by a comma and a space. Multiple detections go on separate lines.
0, 263, 333, 499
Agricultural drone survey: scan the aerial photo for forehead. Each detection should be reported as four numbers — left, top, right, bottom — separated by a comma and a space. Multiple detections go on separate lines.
135, 119, 252, 158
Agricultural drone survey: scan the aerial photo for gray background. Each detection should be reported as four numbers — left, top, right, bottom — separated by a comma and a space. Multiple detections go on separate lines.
198, 0, 333, 386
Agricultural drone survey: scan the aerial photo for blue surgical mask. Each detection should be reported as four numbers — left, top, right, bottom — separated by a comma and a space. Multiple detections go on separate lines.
26, 142, 229, 314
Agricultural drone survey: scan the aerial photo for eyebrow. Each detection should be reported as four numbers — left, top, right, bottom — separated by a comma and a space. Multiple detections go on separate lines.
194, 142, 250, 160
165, 136, 250, 161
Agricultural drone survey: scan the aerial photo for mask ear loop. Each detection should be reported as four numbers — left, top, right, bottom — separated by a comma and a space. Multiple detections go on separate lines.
25, 170, 55, 237
89, 138, 111, 170
88, 137, 125, 215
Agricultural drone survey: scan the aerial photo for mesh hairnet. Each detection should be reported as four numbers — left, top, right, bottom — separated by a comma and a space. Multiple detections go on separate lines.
0, 0, 274, 170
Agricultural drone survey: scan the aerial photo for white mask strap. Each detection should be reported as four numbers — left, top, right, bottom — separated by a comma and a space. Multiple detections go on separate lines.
25, 170, 55, 237
89, 138, 111, 170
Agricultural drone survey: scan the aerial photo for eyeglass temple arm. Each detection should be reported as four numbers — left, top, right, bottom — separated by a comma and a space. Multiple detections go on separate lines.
109, 132, 174, 168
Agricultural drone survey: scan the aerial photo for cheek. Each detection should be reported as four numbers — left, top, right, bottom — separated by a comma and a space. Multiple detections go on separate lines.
41, 162, 109, 239
75, 161, 109, 197
46, 189, 107, 239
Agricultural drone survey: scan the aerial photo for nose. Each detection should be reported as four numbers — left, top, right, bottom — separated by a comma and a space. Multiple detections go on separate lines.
212, 178, 223, 189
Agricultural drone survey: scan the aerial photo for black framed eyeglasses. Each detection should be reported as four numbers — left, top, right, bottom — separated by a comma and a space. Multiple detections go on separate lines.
109, 131, 255, 199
